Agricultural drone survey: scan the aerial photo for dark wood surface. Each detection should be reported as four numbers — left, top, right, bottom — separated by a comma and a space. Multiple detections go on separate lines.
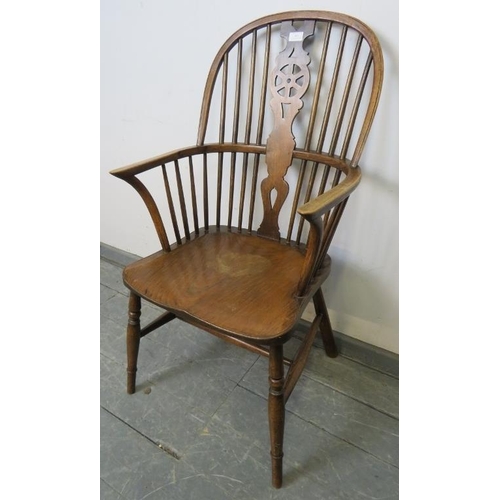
124, 230, 315, 341
109, 10, 384, 488
257, 20, 315, 240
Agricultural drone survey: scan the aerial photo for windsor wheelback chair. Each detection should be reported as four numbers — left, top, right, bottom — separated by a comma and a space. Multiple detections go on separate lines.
110, 10, 383, 488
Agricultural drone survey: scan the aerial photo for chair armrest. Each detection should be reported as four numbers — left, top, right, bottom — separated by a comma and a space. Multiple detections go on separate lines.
297, 166, 361, 221
295, 165, 361, 294
108, 142, 268, 252
109, 145, 208, 179
109, 143, 267, 179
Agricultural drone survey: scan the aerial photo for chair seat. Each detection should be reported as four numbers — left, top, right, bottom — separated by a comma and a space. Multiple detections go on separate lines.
123, 230, 312, 341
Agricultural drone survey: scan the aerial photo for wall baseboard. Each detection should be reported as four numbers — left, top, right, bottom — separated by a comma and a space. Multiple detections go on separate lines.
100, 242, 140, 267
100, 242, 398, 378
294, 321, 398, 378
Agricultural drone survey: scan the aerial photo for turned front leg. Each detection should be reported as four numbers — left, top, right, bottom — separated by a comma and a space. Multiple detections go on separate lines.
268, 344, 285, 488
126, 292, 141, 394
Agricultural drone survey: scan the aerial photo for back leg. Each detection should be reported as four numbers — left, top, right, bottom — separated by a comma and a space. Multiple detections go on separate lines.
126, 291, 142, 394
313, 288, 338, 358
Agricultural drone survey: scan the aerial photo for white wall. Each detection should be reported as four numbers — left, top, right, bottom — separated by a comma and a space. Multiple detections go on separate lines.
101, 0, 399, 353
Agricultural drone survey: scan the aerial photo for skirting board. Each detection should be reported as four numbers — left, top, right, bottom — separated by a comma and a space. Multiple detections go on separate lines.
294, 321, 398, 378
100, 242, 398, 378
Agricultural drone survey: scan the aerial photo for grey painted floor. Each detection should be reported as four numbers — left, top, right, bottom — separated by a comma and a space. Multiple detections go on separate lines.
101, 258, 399, 499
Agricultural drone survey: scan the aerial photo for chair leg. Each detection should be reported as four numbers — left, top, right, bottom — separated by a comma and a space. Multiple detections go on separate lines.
268, 344, 285, 488
313, 288, 339, 358
126, 292, 141, 394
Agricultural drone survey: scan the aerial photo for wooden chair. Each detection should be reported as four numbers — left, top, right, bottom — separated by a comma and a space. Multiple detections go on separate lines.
110, 10, 383, 488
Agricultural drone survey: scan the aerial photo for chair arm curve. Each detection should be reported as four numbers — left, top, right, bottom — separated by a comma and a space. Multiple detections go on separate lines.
108, 142, 270, 252
297, 166, 362, 222
109, 145, 209, 179
109, 143, 268, 179
295, 166, 362, 294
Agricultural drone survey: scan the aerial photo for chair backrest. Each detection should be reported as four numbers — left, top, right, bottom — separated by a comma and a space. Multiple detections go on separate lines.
198, 11, 383, 162
196, 10, 383, 242
112, 11, 383, 293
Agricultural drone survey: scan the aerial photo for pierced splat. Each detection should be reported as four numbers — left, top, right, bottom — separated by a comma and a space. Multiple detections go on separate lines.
257, 20, 315, 240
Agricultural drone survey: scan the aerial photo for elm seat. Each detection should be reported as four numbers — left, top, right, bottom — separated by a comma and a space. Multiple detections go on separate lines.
124, 230, 331, 342
110, 10, 383, 489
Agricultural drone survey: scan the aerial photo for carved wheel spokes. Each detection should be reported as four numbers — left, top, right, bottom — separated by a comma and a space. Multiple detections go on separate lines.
274, 66, 307, 99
